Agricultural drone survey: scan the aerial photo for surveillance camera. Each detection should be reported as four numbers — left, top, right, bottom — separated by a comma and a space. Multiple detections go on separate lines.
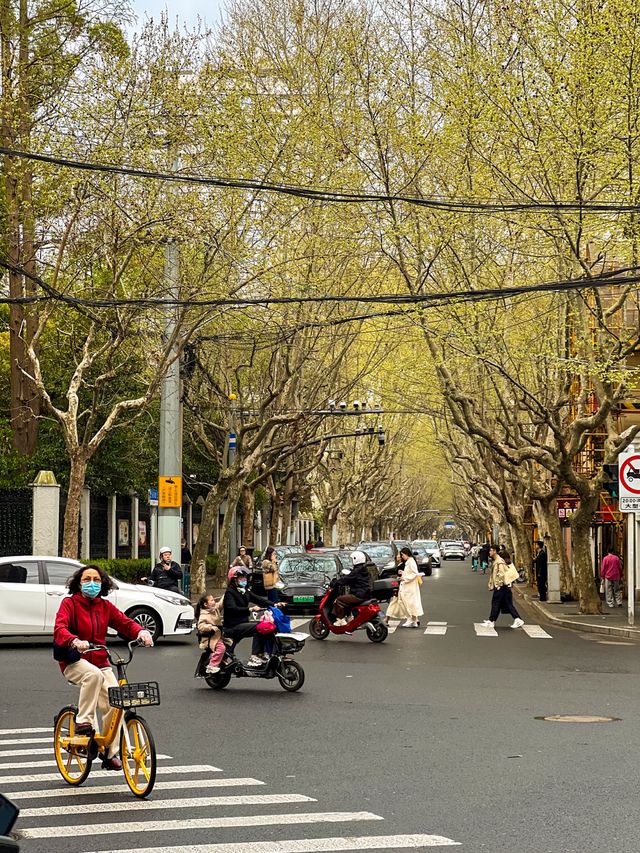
338, 401, 347, 410
378, 435, 385, 446
353, 400, 361, 410
328, 399, 336, 410
355, 426, 363, 434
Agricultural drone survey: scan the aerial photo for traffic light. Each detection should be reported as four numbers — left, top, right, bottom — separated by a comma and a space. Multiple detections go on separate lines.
602, 463, 618, 498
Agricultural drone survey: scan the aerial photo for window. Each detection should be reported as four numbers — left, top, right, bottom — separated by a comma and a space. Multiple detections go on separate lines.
45, 562, 78, 587
0, 561, 39, 584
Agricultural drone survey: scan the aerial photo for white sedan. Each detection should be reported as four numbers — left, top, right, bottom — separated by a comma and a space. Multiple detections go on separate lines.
0, 555, 195, 642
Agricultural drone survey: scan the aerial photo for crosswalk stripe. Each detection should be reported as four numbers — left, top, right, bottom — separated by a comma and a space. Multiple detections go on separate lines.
0, 737, 51, 746
0, 747, 66, 757
0, 764, 220, 784
291, 618, 311, 629
21, 810, 384, 839
522, 624, 552, 639
0, 727, 51, 735
5, 776, 264, 800
20, 792, 316, 818
474, 623, 498, 636
0, 755, 172, 770
81, 834, 461, 853
424, 622, 447, 635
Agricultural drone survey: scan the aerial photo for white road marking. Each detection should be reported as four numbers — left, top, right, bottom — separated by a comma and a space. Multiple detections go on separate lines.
0, 747, 64, 757
21, 810, 384, 839
0, 764, 220, 784
522, 624, 552, 639
424, 622, 447, 635
386, 620, 401, 635
81, 834, 461, 853
0, 737, 51, 746
0, 755, 172, 770
6, 776, 264, 800
0, 727, 51, 735
291, 618, 311, 629
474, 623, 498, 636
20, 793, 316, 817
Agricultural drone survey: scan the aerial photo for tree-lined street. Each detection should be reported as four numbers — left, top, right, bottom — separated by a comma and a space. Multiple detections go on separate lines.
3, 559, 640, 853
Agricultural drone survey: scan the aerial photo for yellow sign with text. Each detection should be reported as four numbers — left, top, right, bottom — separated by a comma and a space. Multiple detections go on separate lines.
158, 476, 182, 508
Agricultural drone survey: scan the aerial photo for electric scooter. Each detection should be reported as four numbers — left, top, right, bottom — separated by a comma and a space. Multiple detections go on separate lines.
195, 630, 307, 692
309, 580, 388, 643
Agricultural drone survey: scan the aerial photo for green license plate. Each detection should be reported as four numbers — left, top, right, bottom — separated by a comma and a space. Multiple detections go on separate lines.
293, 595, 315, 603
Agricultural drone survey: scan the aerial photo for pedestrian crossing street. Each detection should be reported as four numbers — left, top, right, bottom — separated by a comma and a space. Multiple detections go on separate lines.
289, 618, 552, 639
0, 727, 461, 852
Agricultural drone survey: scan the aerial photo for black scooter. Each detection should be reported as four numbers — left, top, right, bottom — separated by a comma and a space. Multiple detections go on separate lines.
195, 631, 307, 692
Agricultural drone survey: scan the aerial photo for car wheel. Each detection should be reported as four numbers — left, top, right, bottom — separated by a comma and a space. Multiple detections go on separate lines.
125, 607, 162, 642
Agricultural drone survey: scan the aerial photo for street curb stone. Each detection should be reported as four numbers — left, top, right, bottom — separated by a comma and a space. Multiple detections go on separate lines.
513, 585, 640, 640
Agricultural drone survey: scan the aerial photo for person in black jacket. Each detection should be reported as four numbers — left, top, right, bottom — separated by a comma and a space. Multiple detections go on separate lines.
223, 567, 273, 667
534, 540, 548, 602
141, 547, 183, 593
331, 550, 373, 625
478, 542, 491, 575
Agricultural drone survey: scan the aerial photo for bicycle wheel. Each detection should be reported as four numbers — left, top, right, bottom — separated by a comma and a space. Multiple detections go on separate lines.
120, 713, 156, 798
53, 705, 93, 786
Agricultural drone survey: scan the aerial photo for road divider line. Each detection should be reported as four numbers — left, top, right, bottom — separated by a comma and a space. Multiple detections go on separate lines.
80, 833, 461, 852
20, 793, 316, 817
522, 624, 552, 639
0, 764, 220, 784
473, 623, 498, 637
5, 777, 264, 800
20, 810, 384, 839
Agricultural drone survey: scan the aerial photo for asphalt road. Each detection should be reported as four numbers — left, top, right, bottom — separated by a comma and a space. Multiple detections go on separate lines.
2, 558, 640, 853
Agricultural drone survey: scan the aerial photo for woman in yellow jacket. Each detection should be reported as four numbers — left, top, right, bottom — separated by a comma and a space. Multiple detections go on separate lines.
481, 546, 524, 629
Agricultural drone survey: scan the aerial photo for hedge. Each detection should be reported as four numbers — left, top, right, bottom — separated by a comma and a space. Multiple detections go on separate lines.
90, 558, 149, 584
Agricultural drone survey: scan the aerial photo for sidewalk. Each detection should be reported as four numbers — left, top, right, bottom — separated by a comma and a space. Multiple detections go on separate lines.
514, 584, 640, 639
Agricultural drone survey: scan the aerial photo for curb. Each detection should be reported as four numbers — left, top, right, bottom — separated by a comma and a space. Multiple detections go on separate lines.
513, 586, 640, 640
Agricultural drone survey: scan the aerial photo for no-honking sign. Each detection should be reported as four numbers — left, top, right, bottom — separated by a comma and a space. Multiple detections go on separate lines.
618, 445, 640, 511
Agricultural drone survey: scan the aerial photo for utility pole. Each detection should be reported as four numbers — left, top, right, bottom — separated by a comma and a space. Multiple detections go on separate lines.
157, 225, 182, 565
223, 393, 238, 563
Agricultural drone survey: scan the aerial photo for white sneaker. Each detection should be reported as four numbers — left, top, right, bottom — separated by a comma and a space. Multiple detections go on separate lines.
205, 665, 220, 674
246, 656, 263, 667
402, 619, 416, 628
511, 618, 525, 629
334, 618, 347, 627
481, 620, 495, 628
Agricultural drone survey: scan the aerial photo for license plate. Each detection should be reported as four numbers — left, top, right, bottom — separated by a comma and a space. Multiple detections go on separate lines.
293, 595, 315, 603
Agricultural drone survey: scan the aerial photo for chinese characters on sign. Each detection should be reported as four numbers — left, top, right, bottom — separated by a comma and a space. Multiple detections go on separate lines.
158, 476, 182, 508
618, 447, 640, 513
557, 498, 580, 520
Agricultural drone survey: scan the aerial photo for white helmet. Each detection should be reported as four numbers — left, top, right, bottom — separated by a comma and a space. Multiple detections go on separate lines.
159, 546, 172, 557
351, 550, 367, 567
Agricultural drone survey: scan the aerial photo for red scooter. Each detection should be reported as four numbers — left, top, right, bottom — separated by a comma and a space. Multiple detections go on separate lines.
309, 581, 388, 643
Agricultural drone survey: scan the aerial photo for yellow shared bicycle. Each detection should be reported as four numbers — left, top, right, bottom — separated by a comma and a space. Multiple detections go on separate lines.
53, 641, 159, 798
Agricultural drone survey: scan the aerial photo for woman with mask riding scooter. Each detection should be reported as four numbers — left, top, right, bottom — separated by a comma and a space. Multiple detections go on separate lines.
222, 567, 273, 667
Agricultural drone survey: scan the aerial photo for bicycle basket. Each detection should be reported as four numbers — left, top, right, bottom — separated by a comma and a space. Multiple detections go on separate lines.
108, 682, 160, 709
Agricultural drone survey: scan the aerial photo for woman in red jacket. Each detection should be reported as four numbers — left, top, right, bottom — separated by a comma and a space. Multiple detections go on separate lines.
53, 564, 153, 770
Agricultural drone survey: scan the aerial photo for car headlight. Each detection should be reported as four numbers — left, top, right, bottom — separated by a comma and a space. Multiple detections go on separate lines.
434, 551, 440, 559
153, 591, 191, 607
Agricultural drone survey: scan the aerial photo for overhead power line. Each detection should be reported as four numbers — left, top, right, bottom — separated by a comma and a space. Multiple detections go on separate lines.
3, 146, 640, 213
0, 255, 638, 310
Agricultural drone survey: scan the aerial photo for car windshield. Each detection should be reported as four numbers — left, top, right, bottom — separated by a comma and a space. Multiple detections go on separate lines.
415, 540, 438, 549
360, 544, 394, 559
412, 546, 430, 557
279, 556, 336, 581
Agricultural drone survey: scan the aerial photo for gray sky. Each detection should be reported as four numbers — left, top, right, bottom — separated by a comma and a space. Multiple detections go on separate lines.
129, 0, 224, 30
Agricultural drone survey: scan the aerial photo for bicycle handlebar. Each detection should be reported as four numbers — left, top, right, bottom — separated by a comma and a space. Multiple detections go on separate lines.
79, 639, 145, 666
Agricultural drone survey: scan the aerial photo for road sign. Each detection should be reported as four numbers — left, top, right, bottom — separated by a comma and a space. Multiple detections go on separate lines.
148, 487, 158, 507
229, 432, 237, 449
618, 446, 640, 512
443, 521, 455, 528
158, 476, 182, 508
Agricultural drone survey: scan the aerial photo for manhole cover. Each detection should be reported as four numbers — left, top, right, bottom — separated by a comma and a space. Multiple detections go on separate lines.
535, 714, 620, 723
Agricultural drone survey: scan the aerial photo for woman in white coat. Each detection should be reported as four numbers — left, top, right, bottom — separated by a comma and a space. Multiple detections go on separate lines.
397, 546, 424, 628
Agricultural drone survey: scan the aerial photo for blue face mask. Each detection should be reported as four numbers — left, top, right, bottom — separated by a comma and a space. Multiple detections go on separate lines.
238, 580, 248, 589
81, 581, 102, 598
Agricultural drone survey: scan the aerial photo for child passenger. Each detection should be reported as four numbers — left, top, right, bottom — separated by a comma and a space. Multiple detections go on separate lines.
195, 594, 225, 674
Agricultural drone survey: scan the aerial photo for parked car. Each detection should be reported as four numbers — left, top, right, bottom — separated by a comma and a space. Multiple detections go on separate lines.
358, 542, 398, 578
0, 556, 195, 642
440, 541, 466, 560
276, 552, 398, 614
410, 545, 433, 576
413, 539, 441, 566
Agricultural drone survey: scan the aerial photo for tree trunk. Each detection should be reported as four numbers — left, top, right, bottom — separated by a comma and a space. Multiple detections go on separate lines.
535, 496, 574, 597
570, 500, 601, 613
191, 486, 222, 595
62, 453, 88, 558
242, 485, 256, 549
218, 482, 242, 580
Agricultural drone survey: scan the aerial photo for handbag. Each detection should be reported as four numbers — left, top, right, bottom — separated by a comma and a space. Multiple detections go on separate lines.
256, 611, 277, 634
599, 579, 605, 594
385, 595, 407, 619
504, 565, 519, 586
